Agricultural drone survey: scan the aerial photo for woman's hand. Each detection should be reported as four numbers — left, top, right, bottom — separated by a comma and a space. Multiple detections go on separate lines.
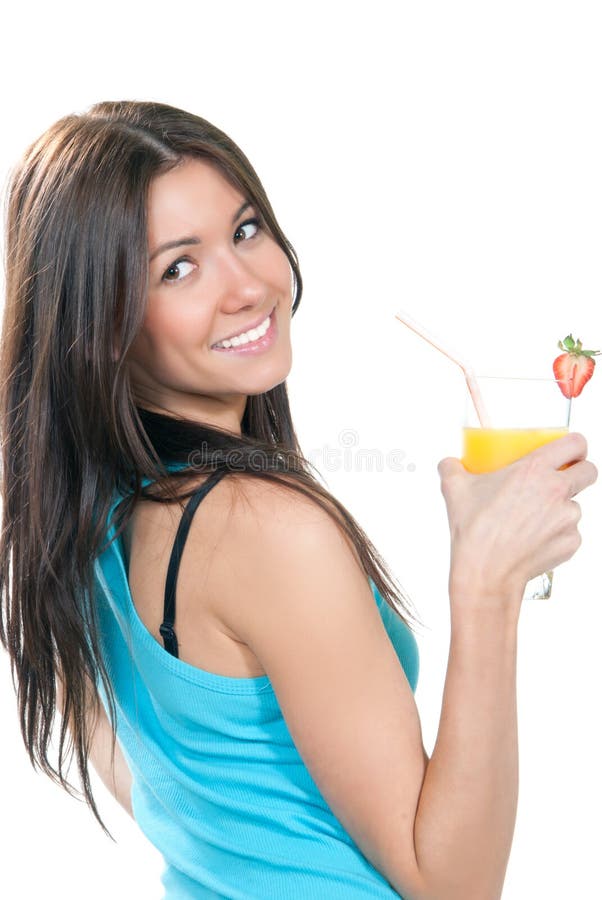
437, 432, 598, 608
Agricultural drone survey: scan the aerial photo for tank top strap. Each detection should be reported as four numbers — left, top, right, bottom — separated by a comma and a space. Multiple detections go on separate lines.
160, 467, 229, 658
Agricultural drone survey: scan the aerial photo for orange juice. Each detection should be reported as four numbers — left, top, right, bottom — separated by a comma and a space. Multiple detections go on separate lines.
462, 427, 569, 474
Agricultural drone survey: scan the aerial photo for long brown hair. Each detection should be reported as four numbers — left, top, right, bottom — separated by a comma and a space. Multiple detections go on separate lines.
0, 100, 419, 834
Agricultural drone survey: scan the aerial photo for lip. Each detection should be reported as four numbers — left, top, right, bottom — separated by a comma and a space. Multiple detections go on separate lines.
211, 306, 278, 354
212, 307, 276, 347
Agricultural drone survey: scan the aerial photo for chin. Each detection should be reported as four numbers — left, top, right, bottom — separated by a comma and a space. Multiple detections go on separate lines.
244, 348, 293, 395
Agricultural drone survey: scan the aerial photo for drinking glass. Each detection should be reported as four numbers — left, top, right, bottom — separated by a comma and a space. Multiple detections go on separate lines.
461, 375, 572, 601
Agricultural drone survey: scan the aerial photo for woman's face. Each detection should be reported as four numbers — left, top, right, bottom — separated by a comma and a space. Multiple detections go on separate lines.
125, 157, 293, 433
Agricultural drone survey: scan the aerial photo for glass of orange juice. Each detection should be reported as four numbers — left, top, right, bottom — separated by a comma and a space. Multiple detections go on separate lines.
461, 375, 572, 601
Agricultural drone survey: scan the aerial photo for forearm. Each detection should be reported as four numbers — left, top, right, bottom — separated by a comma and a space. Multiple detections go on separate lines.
87, 699, 134, 819
55, 675, 134, 819
413, 591, 521, 900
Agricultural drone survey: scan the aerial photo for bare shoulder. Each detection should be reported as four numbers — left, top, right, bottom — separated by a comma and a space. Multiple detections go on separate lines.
211, 470, 378, 634
171, 468, 355, 610
217, 470, 341, 521
215, 471, 363, 565
207, 471, 368, 608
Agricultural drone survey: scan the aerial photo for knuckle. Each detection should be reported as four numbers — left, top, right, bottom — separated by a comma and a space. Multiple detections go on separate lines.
562, 501, 582, 530
566, 530, 582, 555
438, 459, 462, 494
438, 458, 455, 479
570, 432, 588, 458
438, 470, 449, 490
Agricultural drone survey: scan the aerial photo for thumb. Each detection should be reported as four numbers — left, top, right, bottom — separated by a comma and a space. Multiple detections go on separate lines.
437, 456, 466, 480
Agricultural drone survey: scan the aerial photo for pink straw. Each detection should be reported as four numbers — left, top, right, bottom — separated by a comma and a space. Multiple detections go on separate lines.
394, 308, 492, 427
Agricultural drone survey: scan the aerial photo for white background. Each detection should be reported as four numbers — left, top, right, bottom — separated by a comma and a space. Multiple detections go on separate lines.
1, 2, 601, 897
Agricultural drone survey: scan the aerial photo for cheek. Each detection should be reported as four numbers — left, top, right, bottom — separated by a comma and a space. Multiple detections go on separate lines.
138, 299, 211, 353
266, 244, 294, 295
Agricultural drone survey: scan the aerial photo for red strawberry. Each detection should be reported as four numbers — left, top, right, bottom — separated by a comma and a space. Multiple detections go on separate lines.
553, 334, 600, 398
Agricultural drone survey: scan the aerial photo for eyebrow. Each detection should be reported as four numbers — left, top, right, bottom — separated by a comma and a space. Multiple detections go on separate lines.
149, 200, 254, 262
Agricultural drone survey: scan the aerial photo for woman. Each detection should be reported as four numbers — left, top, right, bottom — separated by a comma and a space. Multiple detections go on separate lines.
0, 100, 596, 899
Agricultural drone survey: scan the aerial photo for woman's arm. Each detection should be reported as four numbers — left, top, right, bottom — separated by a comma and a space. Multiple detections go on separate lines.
85, 695, 134, 819
55, 675, 134, 819
210, 483, 519, 898
412, 591, 520, 899
413, 433, 595, 897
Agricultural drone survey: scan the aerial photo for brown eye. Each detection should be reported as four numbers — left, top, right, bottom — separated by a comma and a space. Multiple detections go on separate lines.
162, 259, 195, 284
234, 217, 261, 243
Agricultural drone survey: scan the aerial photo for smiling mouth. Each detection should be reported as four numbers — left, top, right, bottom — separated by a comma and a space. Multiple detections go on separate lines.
212, 306, 276, 349
211, 307, 278, 354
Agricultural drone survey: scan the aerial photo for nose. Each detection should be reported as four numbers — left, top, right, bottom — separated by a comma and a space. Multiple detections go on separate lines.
213, 246, 267, 314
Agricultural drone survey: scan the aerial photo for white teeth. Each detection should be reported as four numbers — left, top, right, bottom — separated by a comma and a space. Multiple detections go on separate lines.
215, 313, 271, 349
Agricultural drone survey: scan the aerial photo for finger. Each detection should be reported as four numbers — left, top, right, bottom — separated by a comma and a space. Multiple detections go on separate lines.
529, 432, 588, 470
561, 459, 599, 498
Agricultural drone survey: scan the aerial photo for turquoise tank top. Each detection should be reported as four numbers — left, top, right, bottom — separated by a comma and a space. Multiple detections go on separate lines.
93, 469, 419, 899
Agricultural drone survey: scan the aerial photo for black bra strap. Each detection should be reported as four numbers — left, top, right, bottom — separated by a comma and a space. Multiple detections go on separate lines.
160, 468, 228, 658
